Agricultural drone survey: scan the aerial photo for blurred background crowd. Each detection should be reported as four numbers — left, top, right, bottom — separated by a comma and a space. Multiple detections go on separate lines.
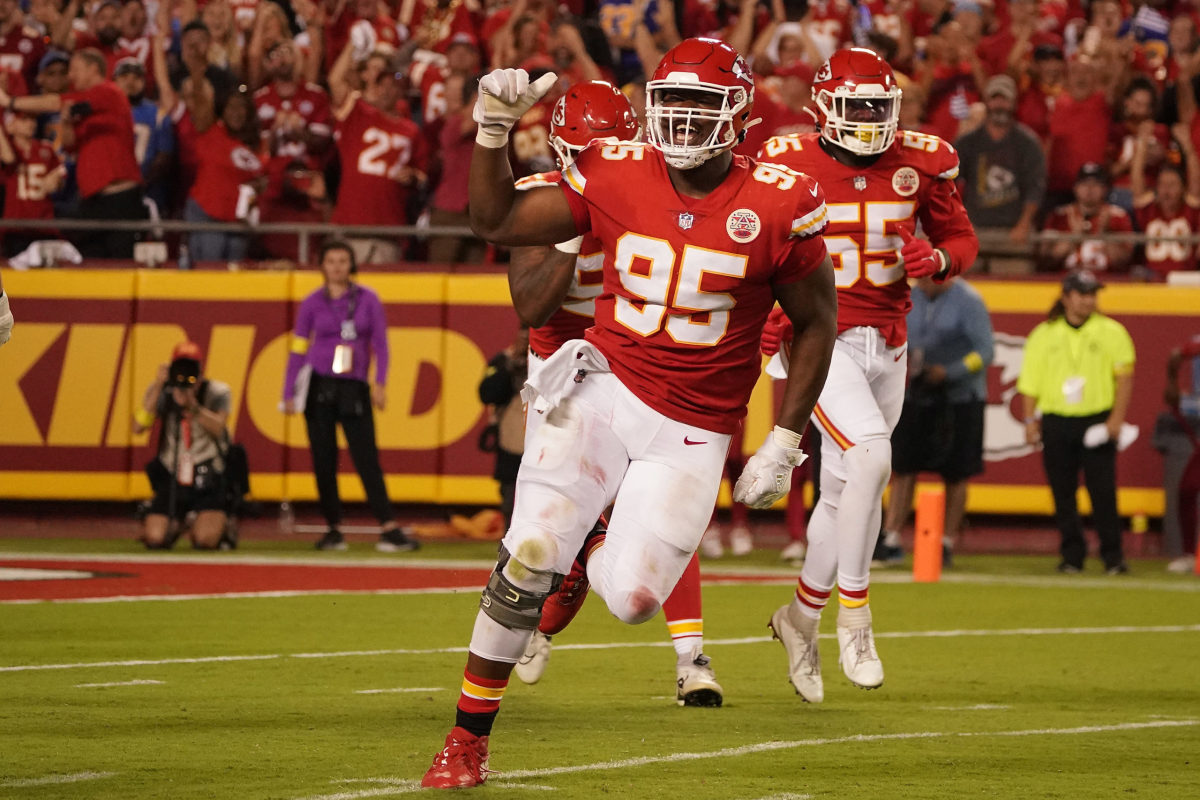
1, 0, 1200, 276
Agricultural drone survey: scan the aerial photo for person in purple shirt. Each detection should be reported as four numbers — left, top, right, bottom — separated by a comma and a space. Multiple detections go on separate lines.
281, 240, 419, 552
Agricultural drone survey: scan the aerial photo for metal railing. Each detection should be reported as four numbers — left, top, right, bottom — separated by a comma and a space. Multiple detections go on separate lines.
0, 218, 1196, 270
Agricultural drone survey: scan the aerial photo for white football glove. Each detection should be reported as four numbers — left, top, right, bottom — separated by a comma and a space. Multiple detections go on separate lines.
732, 426, 808, 509
0, 292, 11, 346
474, 69, 558, 149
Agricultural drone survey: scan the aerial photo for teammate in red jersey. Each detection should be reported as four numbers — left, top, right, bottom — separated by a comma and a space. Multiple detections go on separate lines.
756, 47, 978, 703
504, 80, 724, 709
421, 38, 838, 789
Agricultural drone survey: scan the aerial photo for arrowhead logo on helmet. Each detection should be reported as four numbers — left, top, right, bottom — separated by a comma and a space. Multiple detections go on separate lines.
645, 38, 755, 170
549, 80, 640, 169
812, 47, 902, 157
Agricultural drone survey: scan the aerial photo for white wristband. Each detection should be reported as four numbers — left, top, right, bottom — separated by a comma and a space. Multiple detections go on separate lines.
772, 425, 803, 450
475, 125, 511, 149
554, 235, 583, 254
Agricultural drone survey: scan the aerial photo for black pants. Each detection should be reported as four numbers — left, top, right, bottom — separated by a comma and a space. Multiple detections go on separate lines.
304, 377, 394, 528
75, 185, 148, 258
1041, 411, 1123, 569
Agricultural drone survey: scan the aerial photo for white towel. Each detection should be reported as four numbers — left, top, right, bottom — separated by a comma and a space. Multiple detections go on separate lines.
1083, 422, 1140, 451
8, 240, 83, 270
521, 339, 610, 414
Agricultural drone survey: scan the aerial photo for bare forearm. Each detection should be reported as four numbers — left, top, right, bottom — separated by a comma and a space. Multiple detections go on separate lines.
508, 245, 576, 328
1109, 372, 1133, 425
469, 143, 519, 237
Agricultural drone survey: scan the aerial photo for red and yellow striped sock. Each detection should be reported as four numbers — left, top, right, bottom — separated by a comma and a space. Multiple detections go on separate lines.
454, 668, 508, 737
838, 586, 869, 609
795, 578, 830, 619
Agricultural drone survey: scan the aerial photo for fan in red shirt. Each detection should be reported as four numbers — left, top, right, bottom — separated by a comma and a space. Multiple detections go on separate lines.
0, 110, 64, 257
399, 0, 480, 52
1040, 162, 1134, 273
332, 56, 427, 265
0, 0, 47, 91
0, 48, 147, 258
1133, 122, 1200, 279
253, 40, 333, 164
68, 0, 156, 91
1046, 57, 1113, 200
180, 39, 264, 263
1015, 42, 1066, 140
325, 0, 404, 69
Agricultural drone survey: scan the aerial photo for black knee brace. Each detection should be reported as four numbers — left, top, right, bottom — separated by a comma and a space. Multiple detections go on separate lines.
479, 547, 563, 631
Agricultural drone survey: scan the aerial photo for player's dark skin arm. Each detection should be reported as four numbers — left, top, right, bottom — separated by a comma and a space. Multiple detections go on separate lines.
772, 255, 838, 433
508, 245, 577, 328
468, 144, 579, 245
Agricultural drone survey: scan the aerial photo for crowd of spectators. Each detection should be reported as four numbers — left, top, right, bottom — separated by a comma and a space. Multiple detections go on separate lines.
0, 0, 1197, 277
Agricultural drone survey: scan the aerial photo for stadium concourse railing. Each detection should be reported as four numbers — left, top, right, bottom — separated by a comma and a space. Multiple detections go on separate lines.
2, 219, 1199, 520
3, 219, 1200, 271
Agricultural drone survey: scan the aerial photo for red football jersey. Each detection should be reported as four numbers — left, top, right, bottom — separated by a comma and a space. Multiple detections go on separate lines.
332, 98, 425, 226
189, 123, 264, 220
515, 170, 604, 359
416, 62, 449, 124
254, 81, 333, 161
511, 100, 555, 177
2, 138, 59, 221
758, 130, 976, 346
1042, 202, 1134, 272
559, 143, 830, 433
0, 22, 46, 90
1135, 201, 1199, 277
62, 81, 142, 198
804, 0, 854, 59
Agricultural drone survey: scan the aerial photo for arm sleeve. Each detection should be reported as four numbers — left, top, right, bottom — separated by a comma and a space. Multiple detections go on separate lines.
943, 293, 995, 383
1015, 323, 1047, 398
367, 290, 389, 385
282, 294, 317, 401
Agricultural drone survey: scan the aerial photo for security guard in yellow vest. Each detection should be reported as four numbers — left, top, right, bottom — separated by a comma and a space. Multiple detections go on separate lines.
1017, 270, 1135, 574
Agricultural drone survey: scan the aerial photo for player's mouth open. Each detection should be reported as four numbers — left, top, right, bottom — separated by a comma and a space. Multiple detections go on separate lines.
672, 121, 701, 145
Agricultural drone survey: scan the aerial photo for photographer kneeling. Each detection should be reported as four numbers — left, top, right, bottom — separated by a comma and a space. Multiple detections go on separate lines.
132, 341, 233, 549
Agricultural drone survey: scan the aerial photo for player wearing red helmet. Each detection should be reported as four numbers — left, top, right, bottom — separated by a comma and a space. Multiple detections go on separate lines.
506, 80, 723, 712
421, 39, 838, 789
756, 47, 978, 704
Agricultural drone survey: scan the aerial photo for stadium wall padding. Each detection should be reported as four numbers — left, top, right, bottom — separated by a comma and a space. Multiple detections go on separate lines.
1, 268, 1198, 518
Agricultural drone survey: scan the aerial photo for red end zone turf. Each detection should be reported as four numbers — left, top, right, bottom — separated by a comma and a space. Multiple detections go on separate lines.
0, 559, 495, 602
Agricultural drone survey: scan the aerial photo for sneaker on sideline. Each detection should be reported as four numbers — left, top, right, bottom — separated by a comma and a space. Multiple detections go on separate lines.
676, 647, 723, 707
1166, 556, 1195, 574
1056, 562, 1081, 574
377, 526, 419, 552
421, 727, 490, 788
729, 525, 753, 556
780, 540, 807, 561
1105, 562, 1129, 576
315, 529, 347, 551
700, 524, 724, 559
514, 631, 552, 684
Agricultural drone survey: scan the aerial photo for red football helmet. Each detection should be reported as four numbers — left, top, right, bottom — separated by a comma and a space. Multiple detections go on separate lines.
812, 47, 902, 156
645, 37, 754, 169
549, 80, 639, 168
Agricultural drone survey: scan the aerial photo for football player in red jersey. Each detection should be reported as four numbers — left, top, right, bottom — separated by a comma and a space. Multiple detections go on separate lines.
756, 47, 978, 703
505, 80, 724, 710
421, 39, 838, 789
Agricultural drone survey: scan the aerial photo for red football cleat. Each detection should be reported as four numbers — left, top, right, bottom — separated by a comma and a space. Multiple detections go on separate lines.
540, 522, 606, 635
421, 727, 490, 788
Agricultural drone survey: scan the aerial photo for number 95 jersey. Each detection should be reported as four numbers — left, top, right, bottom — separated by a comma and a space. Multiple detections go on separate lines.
559, 141, 829, 434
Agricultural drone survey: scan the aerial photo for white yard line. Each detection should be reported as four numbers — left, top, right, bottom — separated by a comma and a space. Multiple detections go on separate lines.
74, 679, 165, 688
294, 720, 1197, 800
0, 771, 116, 788
3, 623, 1197, 674
354, 687, 445, 694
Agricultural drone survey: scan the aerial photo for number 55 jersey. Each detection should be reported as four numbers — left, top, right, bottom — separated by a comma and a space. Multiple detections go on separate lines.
558, 141, 829, 434
758, 130, 978, 347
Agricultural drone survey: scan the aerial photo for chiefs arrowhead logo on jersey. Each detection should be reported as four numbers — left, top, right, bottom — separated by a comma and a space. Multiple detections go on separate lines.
892, 166, 919, 196
726, 208, 761, 243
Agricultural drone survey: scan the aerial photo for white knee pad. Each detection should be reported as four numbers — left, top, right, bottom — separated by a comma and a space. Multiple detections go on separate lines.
843, 439, 892, 495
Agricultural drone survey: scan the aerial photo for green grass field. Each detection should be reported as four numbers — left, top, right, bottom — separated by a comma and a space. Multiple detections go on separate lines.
2, 540, 1198, 799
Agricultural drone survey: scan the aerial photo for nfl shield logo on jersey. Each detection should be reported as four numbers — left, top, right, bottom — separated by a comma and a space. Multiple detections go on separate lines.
678, 212, 695, 230
726, 208, 761, 243
853, 175, 868, 192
